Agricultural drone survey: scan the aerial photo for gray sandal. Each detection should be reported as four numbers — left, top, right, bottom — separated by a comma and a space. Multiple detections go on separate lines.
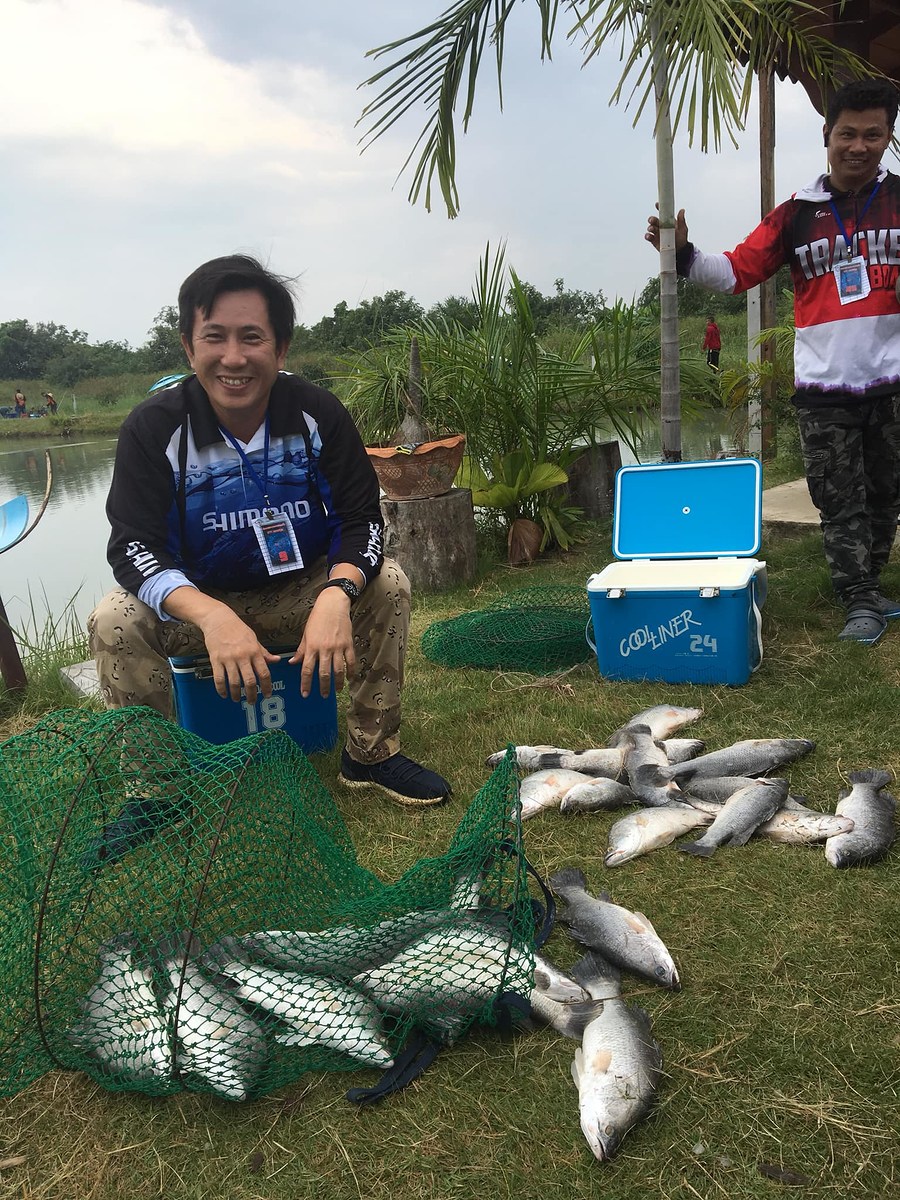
838, 607, 887, 645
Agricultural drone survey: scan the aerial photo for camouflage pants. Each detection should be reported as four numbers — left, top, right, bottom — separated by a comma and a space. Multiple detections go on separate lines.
797, 395, 900, 608
87, 558, 410, 764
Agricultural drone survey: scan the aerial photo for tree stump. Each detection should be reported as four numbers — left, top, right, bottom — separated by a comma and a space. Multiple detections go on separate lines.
381, 488, 477, 592
567, 441, 623, 518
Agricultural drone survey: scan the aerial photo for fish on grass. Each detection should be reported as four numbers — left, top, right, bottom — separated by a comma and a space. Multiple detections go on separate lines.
569, 952, 663, 1162
486, 745, 626, 779
201, 939, 394, 1068
68, 933, 170, 1085
678, 778, 789, 858
518, 769, 637, 820
560, 777, 638, 815
526, 952, 602, 1040
668, 738, 815, 783
825, 769, 897, 867
623, 726, 691, 808
549, 867, 679, 989
755, 806, 854, 845
606, 704, 703, 745
604, 806, 716, 867
159, 933, 267, 1101
354, 918, 532, 1042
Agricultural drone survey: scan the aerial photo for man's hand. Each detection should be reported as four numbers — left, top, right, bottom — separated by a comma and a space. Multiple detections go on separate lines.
290, 586, 356, 698
645, 205, 689, 253
163, 586, 280, 705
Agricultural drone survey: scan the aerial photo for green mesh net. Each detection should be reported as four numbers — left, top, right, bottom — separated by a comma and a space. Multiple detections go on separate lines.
421, 585, 594, 673
0, 707, 532, 1101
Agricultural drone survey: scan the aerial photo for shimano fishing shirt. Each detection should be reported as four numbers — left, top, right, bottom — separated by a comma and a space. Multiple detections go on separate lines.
106, 372, 384, 617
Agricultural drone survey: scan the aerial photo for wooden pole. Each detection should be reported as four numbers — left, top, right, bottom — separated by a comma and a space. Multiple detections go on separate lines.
758, 61, 777, 461
0, 594, 27, 691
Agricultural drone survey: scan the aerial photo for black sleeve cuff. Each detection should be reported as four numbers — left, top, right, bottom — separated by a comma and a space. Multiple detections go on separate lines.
675, 241, 696, 277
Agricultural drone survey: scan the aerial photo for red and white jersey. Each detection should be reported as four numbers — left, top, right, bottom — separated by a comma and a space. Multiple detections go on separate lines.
685, 167, 900, 400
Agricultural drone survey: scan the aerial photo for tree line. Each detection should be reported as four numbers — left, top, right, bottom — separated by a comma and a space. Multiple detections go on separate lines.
0, 272, 764, 387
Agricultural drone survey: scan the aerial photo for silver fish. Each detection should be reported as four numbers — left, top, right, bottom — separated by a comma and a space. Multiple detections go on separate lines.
825, 769, 896, 867
569, 952, 663, 1161
560, 777, 637, 815
663, 738, 706, 764
529, 952, 611, 1040
160, 935, 267, 1101
684, 776, 812, 811
606, 704, 703, 746
518, 769, 607, 819
201, 940, 393, 1068
678, 778, 789, 858
624, 727, 690, 808
549, 867, 679, 989
354, 918, 532, 1041
486, 745, 626, 779
68, 933, 170, 1084
235, 909, 461, 979
604, 806, 716, 867
669, 738, 815, 782
756, 807, 855, 845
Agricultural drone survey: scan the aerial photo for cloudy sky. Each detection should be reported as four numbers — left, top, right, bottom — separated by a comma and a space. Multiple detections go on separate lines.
0, 0, 874, 349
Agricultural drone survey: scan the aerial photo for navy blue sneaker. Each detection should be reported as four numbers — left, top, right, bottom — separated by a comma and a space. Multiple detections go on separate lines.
338, 750, 451, 808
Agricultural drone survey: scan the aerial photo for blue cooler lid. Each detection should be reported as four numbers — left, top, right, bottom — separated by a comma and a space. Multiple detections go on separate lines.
612, 457, 762, 560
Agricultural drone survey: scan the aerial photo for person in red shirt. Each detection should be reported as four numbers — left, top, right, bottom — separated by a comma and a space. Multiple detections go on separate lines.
702, 316, 721, 371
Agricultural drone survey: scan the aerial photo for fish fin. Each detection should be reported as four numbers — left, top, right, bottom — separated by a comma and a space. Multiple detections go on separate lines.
724, 827, 759, 847
677, 840, 715, 859
631, 763, 672, 787
548, 866, 588, 895
848, 768, 893, 789
553, 999, 606, 1039
569, 951, 621, 993
571, 1048, 584, 1086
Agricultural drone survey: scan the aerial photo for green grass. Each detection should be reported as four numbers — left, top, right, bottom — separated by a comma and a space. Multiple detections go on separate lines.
0, 524, 897, 1198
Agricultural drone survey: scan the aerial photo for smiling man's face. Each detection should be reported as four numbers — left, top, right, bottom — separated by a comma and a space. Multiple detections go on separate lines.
182, 289, 287, 440
825, 106, 893, 193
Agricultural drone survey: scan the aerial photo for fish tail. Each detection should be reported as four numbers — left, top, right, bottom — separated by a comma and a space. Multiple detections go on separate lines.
848, 768, 893, 789
569, 950, 621, 994
677, 839, 715, 859
548, 866, 588, 896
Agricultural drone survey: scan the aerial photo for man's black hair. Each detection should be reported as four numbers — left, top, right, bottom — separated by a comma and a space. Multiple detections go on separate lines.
826, 77, 899, 132
178, 255, 297, 350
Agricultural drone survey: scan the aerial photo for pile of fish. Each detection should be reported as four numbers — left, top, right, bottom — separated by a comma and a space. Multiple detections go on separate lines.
67, 888, 541, 1100
487, 704, 897, 868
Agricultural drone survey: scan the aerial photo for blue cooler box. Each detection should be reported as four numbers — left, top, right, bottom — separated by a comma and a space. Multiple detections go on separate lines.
168, 651, 338, 753
587, 458, 767, 686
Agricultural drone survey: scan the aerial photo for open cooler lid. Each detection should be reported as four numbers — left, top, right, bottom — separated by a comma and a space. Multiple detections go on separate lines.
612, 457, 762, 560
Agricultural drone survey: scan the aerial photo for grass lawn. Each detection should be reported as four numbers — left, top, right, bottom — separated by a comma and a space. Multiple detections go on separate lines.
0, 520, 897, 1199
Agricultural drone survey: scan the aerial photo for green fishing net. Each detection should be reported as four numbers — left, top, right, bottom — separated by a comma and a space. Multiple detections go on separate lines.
0, 707, 532, 1100
421, 585, 594, 674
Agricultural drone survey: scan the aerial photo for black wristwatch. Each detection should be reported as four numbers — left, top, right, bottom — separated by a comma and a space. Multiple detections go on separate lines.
320, 577, 361, 601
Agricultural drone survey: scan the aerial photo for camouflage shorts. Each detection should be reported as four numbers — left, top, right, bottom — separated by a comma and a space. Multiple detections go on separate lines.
87, 558, 410, 764
796, 394, 900, 607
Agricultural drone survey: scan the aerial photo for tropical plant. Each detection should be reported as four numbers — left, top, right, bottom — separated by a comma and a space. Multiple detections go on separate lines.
720, 300, 797, 446
357, 0, 874, 462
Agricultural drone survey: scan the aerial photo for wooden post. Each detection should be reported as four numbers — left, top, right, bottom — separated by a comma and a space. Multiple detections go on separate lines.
0, 594, 27, 691
381, 488, 477, 592
566, 441, 623, 518
758, 62, 777, 461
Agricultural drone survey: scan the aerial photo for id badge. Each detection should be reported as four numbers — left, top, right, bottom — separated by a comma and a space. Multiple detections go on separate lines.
252, 513, 304, 576
833, 255, 870, 305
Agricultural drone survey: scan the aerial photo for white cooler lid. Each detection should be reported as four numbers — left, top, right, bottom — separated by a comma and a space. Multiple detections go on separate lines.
588, 558, 763, 590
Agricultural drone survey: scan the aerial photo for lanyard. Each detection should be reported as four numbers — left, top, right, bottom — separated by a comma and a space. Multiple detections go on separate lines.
829, 177, 882, 257
219, 414, 273, 513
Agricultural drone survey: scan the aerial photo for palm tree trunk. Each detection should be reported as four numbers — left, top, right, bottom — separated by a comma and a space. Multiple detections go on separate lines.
651, 11, 681, 463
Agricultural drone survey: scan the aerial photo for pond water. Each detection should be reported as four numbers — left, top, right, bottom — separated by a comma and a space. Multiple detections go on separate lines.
0, 411, 739, 639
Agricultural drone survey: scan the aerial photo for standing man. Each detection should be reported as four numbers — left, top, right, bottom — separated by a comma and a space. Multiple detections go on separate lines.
702, 315, 721, 371
88, 254, 451, 808
646, 78, 900, 645
13, 388, 26, 417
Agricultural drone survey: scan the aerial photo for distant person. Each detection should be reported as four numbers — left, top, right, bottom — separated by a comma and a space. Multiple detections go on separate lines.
702, 315, 721, 371
87, 253, 451, 822
43, 391, 58, 415
646, 77, 900, 647
13, 389, 26, 417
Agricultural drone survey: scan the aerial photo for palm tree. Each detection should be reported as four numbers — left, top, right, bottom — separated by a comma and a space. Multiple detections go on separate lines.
357, 0, 873, 460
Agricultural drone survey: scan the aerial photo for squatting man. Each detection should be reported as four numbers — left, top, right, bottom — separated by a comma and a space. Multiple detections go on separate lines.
87, 254, 451, 848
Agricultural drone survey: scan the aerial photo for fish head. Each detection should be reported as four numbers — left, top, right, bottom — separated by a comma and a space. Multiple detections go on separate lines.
580, 1111, 622, 1161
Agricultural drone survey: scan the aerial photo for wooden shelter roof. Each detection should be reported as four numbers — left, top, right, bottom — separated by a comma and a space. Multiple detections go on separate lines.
785, 1, 900, 115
